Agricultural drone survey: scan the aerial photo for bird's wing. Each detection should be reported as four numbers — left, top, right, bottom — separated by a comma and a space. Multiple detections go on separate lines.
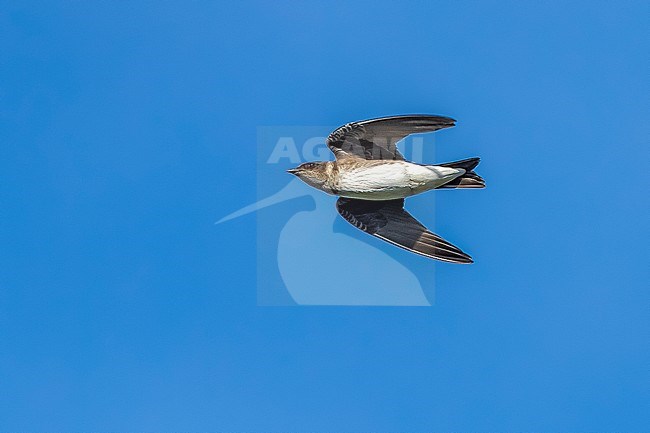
327, 115, 456, 161
336, 197, 473, 264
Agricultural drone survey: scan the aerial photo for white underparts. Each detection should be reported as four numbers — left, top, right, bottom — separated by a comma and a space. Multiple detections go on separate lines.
333, 161, 464, 200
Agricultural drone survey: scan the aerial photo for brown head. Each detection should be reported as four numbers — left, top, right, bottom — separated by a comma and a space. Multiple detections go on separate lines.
287, 161, 330, 191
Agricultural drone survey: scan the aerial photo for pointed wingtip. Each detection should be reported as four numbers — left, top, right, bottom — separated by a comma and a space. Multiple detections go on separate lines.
446, 254, 473, 264
458, 252, 474, 264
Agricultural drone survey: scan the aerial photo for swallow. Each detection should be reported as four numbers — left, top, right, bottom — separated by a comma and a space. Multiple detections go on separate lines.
287, 115, 485, 263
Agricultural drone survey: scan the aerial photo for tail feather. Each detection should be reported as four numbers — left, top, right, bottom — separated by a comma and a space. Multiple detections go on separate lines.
437, 157, 485, 189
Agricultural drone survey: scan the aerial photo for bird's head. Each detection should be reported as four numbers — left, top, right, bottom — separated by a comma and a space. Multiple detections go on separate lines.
287, 161, 329, 189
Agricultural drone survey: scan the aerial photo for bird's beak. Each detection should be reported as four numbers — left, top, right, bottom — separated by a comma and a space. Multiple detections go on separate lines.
286, 168, 299, 175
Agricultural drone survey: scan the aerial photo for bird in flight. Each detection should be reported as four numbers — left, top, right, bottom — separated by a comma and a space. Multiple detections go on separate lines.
287, 115, 485, 264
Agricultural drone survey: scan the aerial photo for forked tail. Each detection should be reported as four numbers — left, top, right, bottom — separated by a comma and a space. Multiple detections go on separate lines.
437, 157, 485, 189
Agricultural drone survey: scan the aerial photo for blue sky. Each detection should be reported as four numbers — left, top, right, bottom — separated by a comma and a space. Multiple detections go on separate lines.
1, 1, 648, 431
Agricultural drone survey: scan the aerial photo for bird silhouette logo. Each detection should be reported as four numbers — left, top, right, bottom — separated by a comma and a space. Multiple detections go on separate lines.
217, 116, 484, 306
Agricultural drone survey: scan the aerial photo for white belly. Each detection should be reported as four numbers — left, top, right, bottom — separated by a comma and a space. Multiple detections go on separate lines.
335, 162, 464, 200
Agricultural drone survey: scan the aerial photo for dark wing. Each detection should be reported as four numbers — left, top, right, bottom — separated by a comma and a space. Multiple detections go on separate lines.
336, 197, 473, 264
327, 115, 456, 161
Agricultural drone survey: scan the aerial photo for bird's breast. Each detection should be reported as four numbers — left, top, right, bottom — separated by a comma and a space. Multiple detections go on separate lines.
334, 162, 413, 200
333, 161, 462, 200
